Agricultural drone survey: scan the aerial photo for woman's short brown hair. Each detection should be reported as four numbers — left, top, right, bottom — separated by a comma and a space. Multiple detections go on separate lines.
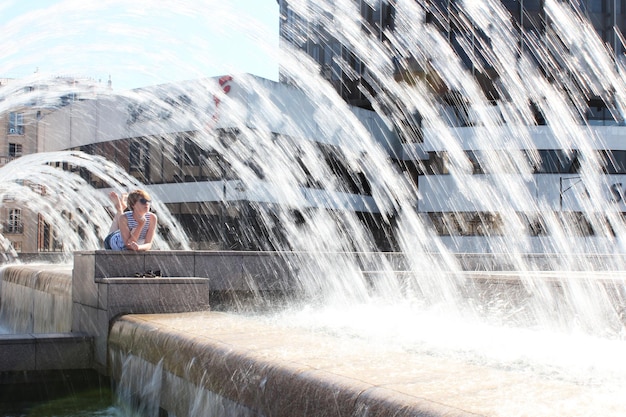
126, 189, 151, 210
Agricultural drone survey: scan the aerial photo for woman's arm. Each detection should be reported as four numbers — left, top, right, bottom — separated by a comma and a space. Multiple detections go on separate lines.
120, 212, 148, 251
118, 215, 132, 246
135, 214, 157, 251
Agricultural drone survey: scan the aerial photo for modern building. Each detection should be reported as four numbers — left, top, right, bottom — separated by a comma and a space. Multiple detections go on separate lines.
35, 74, 397, 251
277, 0, 625, 116
276, 0, 626, 256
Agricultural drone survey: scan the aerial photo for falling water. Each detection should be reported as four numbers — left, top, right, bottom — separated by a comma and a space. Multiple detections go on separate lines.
196, 0, 626, 391
2, 0, 626, 413
0, 151, 190, 257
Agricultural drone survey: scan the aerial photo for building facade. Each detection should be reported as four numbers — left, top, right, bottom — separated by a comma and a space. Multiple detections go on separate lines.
277, 0, 626, 114
35, 74, 397, 252
0, 76, 106, 254
276, 0, 626, 255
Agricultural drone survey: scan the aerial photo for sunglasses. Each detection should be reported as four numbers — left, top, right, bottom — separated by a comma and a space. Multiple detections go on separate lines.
139, 198, 151, 204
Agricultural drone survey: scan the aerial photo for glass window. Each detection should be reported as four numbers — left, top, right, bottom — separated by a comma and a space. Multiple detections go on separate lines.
332, 42, 342, 81
8, 143, 23, 158
129, 138, 150, 178
428, 212, 504, 236
426, 152, 449, 174
361, 1, 374, 23
532, 150, 578, 173
502, 0, 522, 21
311, 43, 320, 63
183, 140, 201, 166
361, 0, 384, 36
589, 0, 605, 13
8, 112, 24, 135
7, 208, 23, 233
467, 151, 485, 174
600, 150, 626, 174
322, 43, 334, 79
523, 0, 542, 11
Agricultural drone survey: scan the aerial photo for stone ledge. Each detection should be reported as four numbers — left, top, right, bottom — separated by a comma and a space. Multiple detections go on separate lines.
0, 333, 93, 372
73, 250, 298, 296
109, 313, 481, 416
71, 265, 212, 371
108, 312, 626, 417
96, 277, 211, 284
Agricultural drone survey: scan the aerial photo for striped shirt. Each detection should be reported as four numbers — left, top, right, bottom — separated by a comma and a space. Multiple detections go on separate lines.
125, 211, 151, 243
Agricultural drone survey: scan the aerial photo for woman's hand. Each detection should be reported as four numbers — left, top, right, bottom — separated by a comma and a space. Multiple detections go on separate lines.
126, 240, 140, 251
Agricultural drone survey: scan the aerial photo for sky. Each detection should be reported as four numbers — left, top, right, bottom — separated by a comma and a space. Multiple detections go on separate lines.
0, 0, 280, 90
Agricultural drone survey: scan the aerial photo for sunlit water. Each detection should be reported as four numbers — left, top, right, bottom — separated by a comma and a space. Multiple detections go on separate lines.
2, 0, 626, 413
267, 301, 626, 388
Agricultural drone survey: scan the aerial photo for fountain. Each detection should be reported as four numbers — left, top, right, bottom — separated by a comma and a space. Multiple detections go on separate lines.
1, 0, 626, 415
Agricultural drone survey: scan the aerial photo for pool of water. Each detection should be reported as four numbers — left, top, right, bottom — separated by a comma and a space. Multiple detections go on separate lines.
4, 395, 122, 417
0, 370, 134, 417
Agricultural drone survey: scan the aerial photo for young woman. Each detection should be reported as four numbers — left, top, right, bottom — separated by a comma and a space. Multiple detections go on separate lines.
104, 189, 158, 251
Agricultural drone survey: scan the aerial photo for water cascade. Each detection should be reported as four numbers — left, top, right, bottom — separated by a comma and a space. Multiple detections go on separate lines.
1, 0, 626, 415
